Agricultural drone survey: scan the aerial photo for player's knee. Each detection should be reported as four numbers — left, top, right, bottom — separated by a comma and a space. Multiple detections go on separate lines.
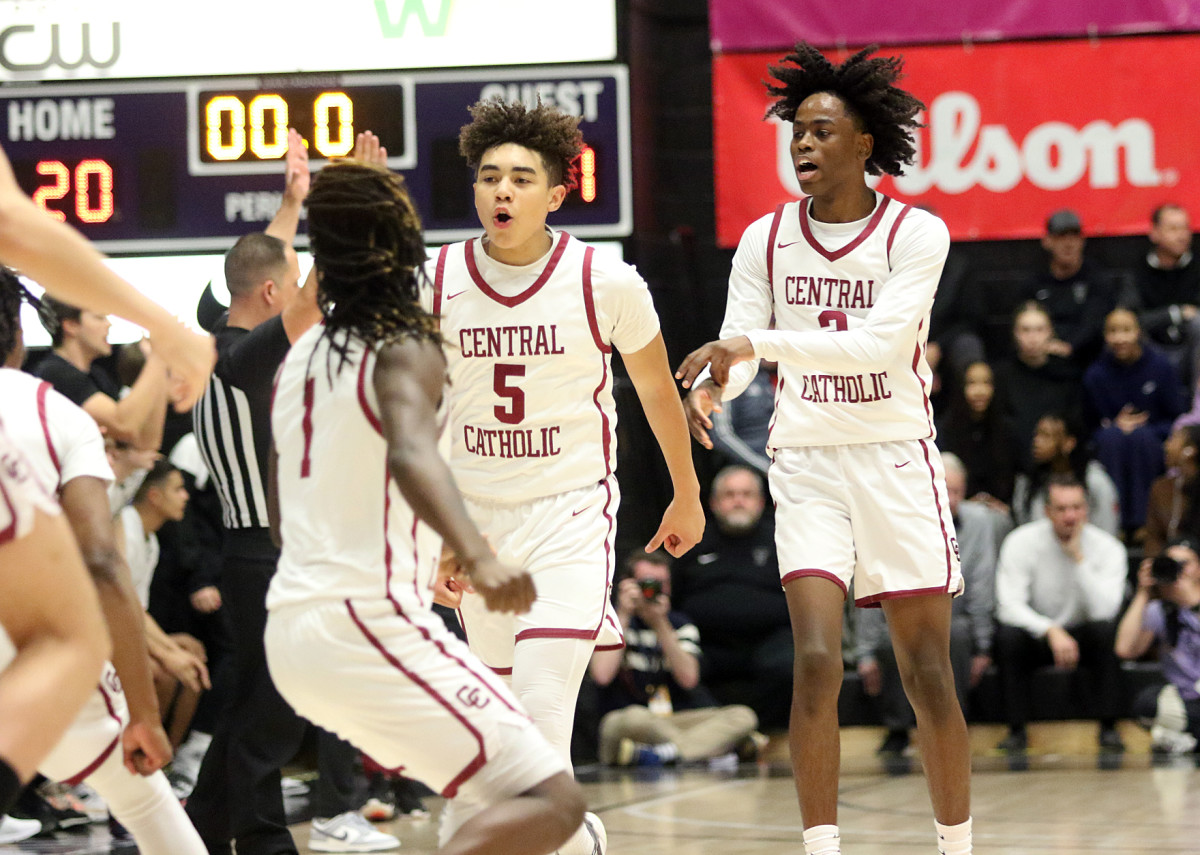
792, 642, 842, 689
528, 772, 586, 841
897, 653, 955, 710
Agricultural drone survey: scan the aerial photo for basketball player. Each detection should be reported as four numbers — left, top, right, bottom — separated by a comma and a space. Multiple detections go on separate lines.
676, 45, 973, 855
0, 271, 206, 853
265, 160, 585, 855
0, 143, 214, 815
428, 98, 704, 855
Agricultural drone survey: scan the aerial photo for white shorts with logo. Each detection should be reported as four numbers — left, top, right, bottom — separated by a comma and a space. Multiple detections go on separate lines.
39, 662, 128, 785
0, 428, 59, 546
265, 599, 565, 800
768, 439, 962, 606
457, 476, 623, 673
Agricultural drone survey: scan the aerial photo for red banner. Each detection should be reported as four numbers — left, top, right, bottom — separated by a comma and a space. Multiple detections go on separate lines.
714, 36, 1200, 246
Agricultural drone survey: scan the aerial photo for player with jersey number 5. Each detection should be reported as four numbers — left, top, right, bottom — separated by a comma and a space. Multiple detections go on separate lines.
426, 98, 704, 855
676, 44, 973, 855
264, 159, 586, 855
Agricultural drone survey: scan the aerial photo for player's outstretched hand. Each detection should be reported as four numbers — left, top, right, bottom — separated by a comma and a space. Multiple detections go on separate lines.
353, 131, 389, 167
148, 322, 215, 412
645, 494, 705, 558
122, 718, 173, 776
675, 335, 754, 388
284, 128, 310, 202
468, 556, 536, 614
683, 379, 723, 449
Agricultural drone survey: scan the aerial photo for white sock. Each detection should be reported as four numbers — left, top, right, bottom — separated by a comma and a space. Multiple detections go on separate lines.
935, 816, 972, 855
803, 824, 840, 855
87, 749, 207, 855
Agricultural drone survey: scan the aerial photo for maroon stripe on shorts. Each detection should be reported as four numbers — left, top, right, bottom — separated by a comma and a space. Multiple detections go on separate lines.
64, 681, 124, 786
918, 439, 955, 592
781, 568, 847, 594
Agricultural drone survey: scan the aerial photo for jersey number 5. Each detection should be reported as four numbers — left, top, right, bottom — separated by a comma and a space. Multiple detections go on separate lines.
494, 363, 526, 424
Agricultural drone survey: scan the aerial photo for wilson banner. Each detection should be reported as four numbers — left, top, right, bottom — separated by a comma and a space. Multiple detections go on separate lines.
713, 35, 1200, 246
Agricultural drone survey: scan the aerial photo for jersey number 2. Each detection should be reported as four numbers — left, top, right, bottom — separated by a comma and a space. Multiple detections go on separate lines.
493, 363, 526, 424
819, 310, 848, 332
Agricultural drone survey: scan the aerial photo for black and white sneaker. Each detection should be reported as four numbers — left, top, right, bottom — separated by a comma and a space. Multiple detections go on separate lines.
583, 812, 607, 855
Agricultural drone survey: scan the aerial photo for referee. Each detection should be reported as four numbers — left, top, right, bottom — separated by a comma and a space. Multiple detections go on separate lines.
186, 134, 393, 855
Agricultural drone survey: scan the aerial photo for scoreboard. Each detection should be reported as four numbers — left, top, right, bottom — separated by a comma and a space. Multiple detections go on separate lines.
0, 64, 631, 252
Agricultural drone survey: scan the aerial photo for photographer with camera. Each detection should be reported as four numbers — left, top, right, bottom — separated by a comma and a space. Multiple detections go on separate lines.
589, 551, 762, 767
1115, 537, 1200, 753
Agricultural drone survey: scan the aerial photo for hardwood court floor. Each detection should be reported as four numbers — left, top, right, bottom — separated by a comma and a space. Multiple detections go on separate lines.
5, 723, 1198, 854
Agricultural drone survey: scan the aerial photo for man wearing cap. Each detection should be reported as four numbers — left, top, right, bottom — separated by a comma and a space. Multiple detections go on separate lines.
1019, 209, 1116, 374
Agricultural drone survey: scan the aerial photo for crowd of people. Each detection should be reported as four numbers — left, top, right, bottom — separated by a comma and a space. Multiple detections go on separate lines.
3, 36, 1200, 855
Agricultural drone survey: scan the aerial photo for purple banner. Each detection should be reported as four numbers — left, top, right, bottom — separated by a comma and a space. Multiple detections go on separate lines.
709, 0, 1200, 52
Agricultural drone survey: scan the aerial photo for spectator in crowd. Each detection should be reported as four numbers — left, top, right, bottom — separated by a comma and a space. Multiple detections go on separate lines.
1012, 411, 1120, 537
709, 360, 776, 477
927, 246, 986, 394
1018, 209, 1116, 373
590, 551, 761, 766
1083, 307, 1184, 537
1144, 425, 1200, 558
855, 453, 997, 755
35, 299, 170, 452
936, 361, 1017, 514
1121, 204, 1200, 388
1115, 536, 1200, 754
994, 474, 1128, 754
993, 301, 1083, 469
673, 466, 793, 729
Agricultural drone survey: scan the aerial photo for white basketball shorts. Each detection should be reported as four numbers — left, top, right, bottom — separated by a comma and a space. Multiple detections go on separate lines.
768, 439, 962, 606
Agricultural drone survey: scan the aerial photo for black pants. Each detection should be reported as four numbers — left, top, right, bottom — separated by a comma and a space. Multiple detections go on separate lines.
185, 548, 359, 855
994, 619, 1122, 730
702, 625, 795, 730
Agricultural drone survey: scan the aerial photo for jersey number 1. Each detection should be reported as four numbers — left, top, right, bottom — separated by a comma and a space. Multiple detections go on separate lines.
494, 363, 526, 424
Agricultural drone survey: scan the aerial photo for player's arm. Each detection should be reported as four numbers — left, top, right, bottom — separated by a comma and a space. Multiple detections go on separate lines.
264, 129, 309, 245
0, 509, 110, 782
0, 146, 214, 409
621, 333, 705, 557
282, 266, 322, 344
58, 475, 171, 774
373, 339, 533, 614
80, 352, 171, 450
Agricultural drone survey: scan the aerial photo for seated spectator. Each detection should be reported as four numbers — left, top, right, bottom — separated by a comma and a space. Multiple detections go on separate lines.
35, 296, 170, 451
709, 360, 775, 477
993, 301, 1083, 469
1018, 209, 1116, 373
1120, 204, 1200, 389
855, 453, 997, 755
1144, 425, 1200, 558
994, 474, 1128, 754
1115, 536, 1200, 754
590, 551, 761, 766
1084, 307, 1184, 537
673, 466, 793, 729
1012, 411, 1121, 537
936, 360, 1016, 514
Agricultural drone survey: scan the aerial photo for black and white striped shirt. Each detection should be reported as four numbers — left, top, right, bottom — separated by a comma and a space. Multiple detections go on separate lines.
192, 314, 290, 533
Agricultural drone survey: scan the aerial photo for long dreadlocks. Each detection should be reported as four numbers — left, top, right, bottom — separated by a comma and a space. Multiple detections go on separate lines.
305, 160, 440, 373
765, 42, 924, 178
0, 266, 47, 363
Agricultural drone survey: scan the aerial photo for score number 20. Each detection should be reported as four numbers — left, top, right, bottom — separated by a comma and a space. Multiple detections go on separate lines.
204, 92, 355, 162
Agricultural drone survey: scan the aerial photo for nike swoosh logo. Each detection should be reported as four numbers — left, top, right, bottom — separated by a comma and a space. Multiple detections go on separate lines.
446, 290, 467, 300
894, 461, 910, 469
776, 240, 802, 249
572, 508, 588, 517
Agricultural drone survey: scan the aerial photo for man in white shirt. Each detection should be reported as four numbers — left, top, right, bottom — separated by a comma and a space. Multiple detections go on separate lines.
994, 473, 1128, 753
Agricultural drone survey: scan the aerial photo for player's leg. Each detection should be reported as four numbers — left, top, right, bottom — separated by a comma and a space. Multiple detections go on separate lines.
0, 506, 108, 812
881, 595, 971, 825
441, 770, 584, 855
783, 577, 847, 827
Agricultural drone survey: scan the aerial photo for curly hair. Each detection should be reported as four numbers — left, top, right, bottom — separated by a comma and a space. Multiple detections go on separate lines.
0, 267, 47, 362
458, 98, 584, 192
305, 160, 440, 373
765, 42, 924, 177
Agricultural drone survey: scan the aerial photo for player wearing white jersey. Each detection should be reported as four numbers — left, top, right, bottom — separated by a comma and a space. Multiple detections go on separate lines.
678, 45, 973, 855
432, 99, 704, 855
0, 279, 206, 854
265, 160, 585, 855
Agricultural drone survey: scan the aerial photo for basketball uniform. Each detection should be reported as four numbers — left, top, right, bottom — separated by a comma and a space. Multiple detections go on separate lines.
266, 326, 563, 801
716, 194, 961, 603
426, 230, 659, 668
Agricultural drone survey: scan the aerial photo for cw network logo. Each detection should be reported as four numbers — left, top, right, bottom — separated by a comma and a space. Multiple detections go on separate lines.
374, 0, 454, 38
0, 23, 120, 72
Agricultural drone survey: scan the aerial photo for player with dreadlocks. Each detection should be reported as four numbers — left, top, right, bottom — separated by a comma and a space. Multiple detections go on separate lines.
264, 160, 586, 855
677, 44, 973, 855
428, 98, 704, 855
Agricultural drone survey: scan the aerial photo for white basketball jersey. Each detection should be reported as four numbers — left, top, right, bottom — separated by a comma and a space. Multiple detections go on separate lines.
0, 368, 112, 493
720, 193, 949, 449
428, 231, 659, 503
267, 327, 446, 611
